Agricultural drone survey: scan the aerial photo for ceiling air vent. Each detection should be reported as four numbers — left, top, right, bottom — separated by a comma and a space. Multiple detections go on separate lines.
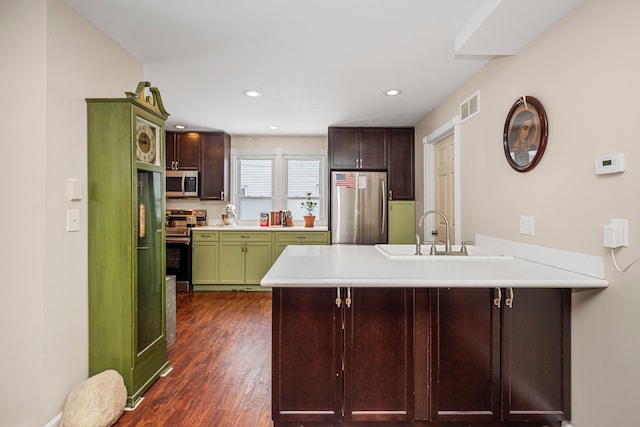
460, 91, 480, 122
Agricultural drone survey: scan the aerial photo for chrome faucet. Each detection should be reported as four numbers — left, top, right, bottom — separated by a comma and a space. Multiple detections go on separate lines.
417, 210, 452, 253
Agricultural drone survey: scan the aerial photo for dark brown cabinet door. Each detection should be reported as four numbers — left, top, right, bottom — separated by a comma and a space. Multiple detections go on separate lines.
272, 288, 342, 423
329, 127, 388, 170
272, 287, 413, 425
388, 128, 414, 200
174, 133, 200, 169
329, 127, 360, 169
200, 133, 230, 200
165, 131, 200, 170
429, 288, 501, 422
344, 288, 413, 422
359, 128, 388, 169
165, 131, 176, 170
501, 288, 571, 423
428, 288, 570, 424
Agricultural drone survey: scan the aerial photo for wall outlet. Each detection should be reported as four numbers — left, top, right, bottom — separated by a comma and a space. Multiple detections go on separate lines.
519, 215, 534, 236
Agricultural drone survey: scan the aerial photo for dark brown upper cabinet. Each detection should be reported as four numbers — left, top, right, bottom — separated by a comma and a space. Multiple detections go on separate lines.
166, 131, 200, 170
329, 127, 388, 170
200, 132, 230, 201
388, 127, 414, 200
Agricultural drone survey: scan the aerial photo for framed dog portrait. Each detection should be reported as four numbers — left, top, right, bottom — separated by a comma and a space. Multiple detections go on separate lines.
503, 96, 548, 172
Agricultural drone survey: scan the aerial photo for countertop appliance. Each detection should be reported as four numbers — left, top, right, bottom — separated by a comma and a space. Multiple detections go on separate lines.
331, 171, 387, 245
165, 209, 207, 291
221, 204, 237, 226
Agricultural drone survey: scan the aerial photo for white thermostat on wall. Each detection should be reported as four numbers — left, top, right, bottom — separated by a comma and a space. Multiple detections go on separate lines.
595, 153, 625, 175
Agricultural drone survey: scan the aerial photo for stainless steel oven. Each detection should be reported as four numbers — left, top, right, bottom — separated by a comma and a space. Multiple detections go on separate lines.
166, 209, 206, 291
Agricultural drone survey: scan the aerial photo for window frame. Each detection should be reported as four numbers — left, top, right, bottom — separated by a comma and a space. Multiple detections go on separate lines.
231, 148, 327, 224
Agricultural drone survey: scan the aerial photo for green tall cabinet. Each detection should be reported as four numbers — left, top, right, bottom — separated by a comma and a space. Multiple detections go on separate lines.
388, 201, 416, 244
88, 82, 170, 408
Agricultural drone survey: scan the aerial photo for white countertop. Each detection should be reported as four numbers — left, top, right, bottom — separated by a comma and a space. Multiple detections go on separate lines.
260, 243, 608, 289
193, 225, 329, 232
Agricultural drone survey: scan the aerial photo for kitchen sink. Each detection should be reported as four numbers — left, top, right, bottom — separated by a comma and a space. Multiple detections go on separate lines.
374, 244, 513, 260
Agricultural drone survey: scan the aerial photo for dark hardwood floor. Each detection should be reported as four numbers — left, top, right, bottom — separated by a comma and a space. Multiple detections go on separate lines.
115, 291, 273, 427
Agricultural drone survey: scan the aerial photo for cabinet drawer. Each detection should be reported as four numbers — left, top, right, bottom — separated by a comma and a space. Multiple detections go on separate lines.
191, 231, 219, 242
275, 232, 329, 244
220, 231, 272, 242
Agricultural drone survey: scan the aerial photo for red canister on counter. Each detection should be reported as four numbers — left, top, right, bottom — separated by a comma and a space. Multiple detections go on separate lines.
260, 212, 269, 227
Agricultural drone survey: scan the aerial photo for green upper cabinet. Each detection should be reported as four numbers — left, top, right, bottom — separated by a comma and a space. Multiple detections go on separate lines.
87, 82, 170, 408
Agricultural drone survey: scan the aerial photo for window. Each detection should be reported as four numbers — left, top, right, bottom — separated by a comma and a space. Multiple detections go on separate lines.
237, 158, 273, 220
286, 158, 321, 219
233, 150, 325, 222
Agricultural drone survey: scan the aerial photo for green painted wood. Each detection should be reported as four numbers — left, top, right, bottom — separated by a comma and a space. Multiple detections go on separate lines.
388, 201, 416, 244
273, 231, 330, 261
192, 242, 219, 284
245, 241, 273, 284
218, 241, 246, 284
87, 82, 169, 408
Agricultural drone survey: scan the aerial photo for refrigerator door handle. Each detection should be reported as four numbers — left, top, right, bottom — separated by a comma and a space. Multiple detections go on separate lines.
381, 178, 386, 235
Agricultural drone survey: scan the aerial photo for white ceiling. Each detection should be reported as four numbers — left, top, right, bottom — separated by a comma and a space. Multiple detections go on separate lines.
64, 0, 581, 136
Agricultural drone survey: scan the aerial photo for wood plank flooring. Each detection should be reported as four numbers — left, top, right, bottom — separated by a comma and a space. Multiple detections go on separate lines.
114, 291, 273, 427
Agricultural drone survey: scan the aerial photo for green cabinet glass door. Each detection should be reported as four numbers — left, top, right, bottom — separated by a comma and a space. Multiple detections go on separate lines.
136, 171, 164, 353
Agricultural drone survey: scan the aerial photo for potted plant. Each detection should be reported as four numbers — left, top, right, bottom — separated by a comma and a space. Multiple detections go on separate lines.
300, 192, 318, 227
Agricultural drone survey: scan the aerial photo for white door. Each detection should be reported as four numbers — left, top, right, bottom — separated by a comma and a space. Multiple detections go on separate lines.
433, 135, 455, 245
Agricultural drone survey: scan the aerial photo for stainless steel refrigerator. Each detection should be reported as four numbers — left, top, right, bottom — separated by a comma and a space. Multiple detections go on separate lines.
331, 171, 387, 245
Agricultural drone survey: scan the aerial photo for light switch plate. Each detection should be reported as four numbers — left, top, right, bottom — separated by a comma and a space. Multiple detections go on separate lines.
66, 209, 80, 232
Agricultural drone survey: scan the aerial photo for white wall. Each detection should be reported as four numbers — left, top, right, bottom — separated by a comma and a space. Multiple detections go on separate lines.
0, 1, 142, 425
415, 0, 640, 424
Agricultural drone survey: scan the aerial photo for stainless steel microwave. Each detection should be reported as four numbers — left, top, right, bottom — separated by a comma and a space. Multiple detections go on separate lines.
166, 170, 198, 198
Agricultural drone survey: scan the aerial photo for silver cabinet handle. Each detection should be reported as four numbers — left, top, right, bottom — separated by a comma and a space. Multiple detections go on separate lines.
336, 288, 342, 308
494, 288, 502, 307
345, 287, 352, 308
381, 179, 386, 235
505, 288, 514, 308
296, 235, 307, 239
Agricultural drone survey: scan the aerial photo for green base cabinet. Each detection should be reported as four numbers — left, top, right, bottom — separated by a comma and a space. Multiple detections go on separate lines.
87, 82, 170, 408
192, 231, 219, 284
388, 201, 415, 244
273, 231, 330, 262
218, 232, 273, 285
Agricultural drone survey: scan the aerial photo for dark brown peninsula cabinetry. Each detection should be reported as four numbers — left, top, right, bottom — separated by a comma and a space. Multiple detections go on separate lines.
272, 287, 413, 424
328, 126, 414, 200
166, 131, 230, 200
273, 286, 570, 427
420, 288, 570, 424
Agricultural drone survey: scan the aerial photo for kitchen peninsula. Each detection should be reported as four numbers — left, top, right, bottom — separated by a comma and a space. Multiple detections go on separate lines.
262, 236, 607, 427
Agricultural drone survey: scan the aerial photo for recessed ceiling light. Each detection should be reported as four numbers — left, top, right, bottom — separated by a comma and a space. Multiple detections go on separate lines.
269, 125, 280, 130
384, 89, 403, 96
174, 125, 186, 129
243, 89, 263, 97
